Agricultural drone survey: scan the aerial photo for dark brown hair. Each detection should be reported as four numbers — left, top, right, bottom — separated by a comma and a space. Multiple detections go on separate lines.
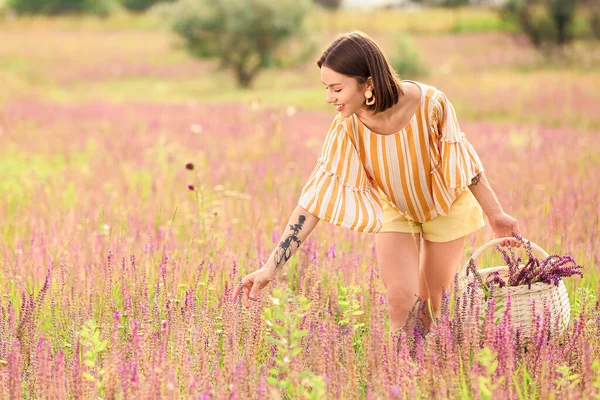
317, 30, 405, 113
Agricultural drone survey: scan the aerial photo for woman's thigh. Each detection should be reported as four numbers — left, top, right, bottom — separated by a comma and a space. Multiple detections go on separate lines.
419, 236, 466, 303
375, 232, 421, 300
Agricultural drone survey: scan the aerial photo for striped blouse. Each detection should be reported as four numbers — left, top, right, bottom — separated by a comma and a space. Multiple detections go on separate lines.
298, 80, 484, 233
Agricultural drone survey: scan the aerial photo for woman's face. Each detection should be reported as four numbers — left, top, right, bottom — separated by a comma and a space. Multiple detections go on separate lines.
321, 66, 371, 119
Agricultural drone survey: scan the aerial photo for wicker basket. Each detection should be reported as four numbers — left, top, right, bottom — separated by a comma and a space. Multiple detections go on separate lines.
457, 237, 571, 338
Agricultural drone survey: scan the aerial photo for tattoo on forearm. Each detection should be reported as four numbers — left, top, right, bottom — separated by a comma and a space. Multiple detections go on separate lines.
273, 215, 306, 268
470, 173, 482, 186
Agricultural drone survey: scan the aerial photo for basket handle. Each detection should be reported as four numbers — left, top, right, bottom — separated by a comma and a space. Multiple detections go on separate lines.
458, 237, 550, 276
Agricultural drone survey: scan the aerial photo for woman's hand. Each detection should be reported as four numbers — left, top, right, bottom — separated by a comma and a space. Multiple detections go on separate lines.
232, 264, 277, 308
488, 211, 521, 247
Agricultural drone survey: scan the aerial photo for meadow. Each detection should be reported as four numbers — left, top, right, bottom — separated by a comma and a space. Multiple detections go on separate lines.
0, 5, 600, 399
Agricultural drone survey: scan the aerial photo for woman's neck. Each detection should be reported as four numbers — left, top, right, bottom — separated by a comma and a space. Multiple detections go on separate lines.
355, 97, 404, 125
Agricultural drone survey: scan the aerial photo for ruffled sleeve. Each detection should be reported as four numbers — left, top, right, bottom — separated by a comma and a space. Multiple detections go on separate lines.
298, 114, 383, 233
433, 92, 484, 190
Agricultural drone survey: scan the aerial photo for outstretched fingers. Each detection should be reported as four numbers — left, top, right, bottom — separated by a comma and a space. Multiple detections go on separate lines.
232, 276, 259, 309
232, 278, 243, 301
249, 284, 261, 303
242, 285, 251, 308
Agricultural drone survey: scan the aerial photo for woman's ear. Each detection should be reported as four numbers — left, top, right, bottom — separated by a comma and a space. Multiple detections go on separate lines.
366, 76, 374, 91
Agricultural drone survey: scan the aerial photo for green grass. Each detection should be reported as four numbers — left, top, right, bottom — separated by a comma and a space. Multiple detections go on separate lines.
1, 143, 96, 238
306, 6, 511, 34
0, 5, 509, 34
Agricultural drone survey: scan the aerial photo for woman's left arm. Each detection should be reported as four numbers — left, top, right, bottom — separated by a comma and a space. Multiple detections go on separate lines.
468, 172, 521, 247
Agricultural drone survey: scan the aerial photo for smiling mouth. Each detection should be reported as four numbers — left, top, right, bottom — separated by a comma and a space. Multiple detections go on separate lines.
335, 104, 345, 111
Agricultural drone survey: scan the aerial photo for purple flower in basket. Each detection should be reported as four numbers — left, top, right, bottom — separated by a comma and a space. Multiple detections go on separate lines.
468, 233, 583, 293
486, 271, 506, 288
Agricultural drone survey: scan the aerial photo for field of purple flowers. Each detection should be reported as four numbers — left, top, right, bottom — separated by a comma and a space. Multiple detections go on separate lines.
1, 14, 599, 399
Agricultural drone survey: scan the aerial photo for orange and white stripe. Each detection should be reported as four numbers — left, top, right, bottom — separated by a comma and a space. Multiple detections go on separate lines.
298, 115, 383, 232
298, 81, 483, 233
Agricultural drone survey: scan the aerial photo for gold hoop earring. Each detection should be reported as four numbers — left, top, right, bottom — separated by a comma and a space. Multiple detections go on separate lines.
365, 89, 375, 106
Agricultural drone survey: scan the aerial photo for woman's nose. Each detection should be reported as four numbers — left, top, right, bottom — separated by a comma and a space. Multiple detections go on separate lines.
325, 92, 335, 104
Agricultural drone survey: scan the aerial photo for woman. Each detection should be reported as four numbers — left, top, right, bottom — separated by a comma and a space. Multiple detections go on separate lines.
233, 31, 520, 336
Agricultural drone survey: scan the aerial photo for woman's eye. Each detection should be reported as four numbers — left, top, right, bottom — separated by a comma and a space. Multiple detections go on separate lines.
334, 89, 342, 93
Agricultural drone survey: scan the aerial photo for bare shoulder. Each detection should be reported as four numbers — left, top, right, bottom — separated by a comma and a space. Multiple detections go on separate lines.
402, 80, 419, 96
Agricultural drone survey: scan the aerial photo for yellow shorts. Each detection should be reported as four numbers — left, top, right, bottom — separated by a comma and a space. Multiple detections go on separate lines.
379, 188, 485, 243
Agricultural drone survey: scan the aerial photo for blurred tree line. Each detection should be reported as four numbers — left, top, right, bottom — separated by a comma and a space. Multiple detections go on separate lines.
500, 0, 599, 47
6, 0, 174, 15
3, 0, 598, 88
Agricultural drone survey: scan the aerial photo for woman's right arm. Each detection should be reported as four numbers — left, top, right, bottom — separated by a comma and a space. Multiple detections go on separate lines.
268, 205, 320, 271
232, 205, 319, 308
